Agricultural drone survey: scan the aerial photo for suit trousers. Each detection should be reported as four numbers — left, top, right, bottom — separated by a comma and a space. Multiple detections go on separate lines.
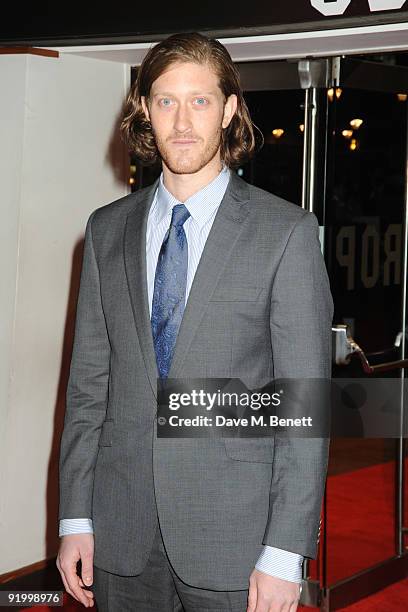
92, 509, 249, 612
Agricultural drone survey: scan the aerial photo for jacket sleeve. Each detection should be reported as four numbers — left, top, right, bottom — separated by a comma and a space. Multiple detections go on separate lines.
58, 210, 111, 519
263, 210, 333, 559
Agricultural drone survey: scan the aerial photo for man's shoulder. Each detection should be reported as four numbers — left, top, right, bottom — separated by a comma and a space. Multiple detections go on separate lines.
247, 181, 304, 220
238, 177, 310, 232
230, 172, 304, 220
89, 181, 157, 228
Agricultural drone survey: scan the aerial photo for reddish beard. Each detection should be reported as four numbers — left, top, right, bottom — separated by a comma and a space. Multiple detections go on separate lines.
152, 125, 223, 175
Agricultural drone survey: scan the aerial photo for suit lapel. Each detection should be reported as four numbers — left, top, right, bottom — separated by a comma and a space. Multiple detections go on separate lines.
168, 171, 251, 378
124, 179, 160, 399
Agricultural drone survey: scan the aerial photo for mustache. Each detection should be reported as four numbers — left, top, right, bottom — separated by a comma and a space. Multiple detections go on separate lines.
167, 135, 202, 141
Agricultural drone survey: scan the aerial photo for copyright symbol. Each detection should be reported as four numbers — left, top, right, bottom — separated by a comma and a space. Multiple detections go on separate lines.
157, 416, 167, 425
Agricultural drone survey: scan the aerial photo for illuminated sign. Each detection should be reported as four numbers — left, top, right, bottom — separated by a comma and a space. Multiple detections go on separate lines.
1, 2, 408, 45
311, 0, 406, 16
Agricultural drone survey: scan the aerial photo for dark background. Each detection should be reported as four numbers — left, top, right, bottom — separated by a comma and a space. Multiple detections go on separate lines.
1, 1, 408, 45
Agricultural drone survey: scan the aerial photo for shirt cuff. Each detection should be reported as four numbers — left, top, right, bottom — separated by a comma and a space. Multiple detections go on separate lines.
59, 518, 94, 537
255, 545, 303, 583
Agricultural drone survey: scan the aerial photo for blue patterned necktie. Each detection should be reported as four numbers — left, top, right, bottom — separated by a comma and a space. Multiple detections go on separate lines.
151, 203, 191, 379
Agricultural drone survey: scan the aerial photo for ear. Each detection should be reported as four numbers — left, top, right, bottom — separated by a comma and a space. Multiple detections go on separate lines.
141, 96, 151, 122
222, 94, 238, 129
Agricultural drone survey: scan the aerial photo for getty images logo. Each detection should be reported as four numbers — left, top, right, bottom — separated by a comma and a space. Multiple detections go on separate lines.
311, 0, 406, 16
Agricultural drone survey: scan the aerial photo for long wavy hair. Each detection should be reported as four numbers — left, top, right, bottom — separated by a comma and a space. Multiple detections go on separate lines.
120, 32, 259, 168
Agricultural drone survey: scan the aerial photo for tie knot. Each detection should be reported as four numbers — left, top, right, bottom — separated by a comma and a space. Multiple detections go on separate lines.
170, 203, 190, 229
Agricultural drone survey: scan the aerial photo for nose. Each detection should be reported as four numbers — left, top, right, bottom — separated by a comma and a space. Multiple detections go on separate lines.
173, 102, 192, 134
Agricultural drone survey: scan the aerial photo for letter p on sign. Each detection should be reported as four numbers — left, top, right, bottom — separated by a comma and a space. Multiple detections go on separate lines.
368, 0, 406, 10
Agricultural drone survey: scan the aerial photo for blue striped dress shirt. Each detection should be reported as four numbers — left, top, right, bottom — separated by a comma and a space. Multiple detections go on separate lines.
59, 165, 303, 584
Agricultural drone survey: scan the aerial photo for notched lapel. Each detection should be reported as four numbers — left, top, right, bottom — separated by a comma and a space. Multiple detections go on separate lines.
123, 180, 159, 400
168, 172, 251, 379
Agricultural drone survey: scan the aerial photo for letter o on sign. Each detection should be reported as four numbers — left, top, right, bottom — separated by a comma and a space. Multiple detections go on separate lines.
311, 0, 352, 16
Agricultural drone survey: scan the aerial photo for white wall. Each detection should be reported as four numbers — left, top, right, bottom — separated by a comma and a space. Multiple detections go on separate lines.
0, 51, 130, 574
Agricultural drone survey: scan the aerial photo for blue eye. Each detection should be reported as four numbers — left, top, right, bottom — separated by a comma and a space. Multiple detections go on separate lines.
195, 98, 207, 105
160, 98, 172, 106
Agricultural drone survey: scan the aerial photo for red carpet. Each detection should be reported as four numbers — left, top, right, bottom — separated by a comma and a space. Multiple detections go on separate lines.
326, 460, 398, 584
18, 459, 408, 611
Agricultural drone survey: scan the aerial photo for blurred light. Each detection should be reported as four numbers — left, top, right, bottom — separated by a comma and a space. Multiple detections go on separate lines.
130, 165, 137, 173
272, 129, 284, 138
299, 124, 304, 132
349, 138, 358, 151
129, 177, 135, 184
397, 93, 407, 102
350, 118, 363, 129
328, 87, 342, 102
342, 129, 353, 139
237, 168, 244, 176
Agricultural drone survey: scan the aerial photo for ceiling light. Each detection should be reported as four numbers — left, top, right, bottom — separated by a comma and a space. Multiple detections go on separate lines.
272, 129, 284, 138
328, 87, 342, 102
350, 119, 363, 129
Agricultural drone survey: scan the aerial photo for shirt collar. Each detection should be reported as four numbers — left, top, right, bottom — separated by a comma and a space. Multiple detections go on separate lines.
154, 164, 231, 230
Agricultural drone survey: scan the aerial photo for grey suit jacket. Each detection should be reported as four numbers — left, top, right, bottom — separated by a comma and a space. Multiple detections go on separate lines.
58, 171, 334, 590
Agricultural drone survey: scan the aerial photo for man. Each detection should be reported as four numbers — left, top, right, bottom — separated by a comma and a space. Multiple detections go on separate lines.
56, 32, 333, 612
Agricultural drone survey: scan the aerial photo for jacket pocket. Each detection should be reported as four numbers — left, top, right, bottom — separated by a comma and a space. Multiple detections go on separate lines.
98, 421, 114, 447
223, 437, 274, 463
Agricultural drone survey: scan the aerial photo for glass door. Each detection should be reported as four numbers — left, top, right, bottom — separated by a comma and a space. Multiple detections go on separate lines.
323, 57, 408, 610
237, 56, 408, 610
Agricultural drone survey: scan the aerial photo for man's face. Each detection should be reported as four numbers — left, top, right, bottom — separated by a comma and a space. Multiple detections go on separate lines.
141, 61, 237, 175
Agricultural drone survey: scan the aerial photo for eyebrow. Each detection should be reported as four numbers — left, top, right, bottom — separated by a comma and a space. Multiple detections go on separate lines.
152, 91, 217, 97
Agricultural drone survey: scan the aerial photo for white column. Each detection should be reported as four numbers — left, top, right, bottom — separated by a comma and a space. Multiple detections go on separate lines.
0, 51, 130, 574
